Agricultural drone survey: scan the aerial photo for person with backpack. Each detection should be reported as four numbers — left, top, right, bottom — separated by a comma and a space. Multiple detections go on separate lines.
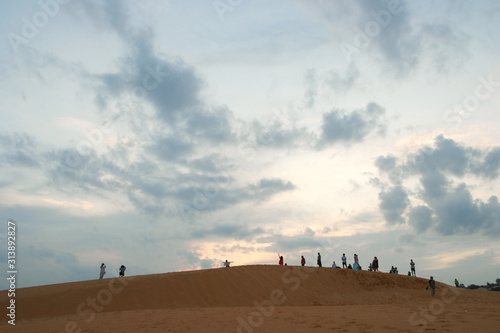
426, 276, 436, 296
119, 265, 126, 277
301, 255, 306, 266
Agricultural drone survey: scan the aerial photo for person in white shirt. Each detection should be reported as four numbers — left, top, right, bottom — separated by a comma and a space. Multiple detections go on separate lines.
332, 261, 337, 268
341, 254, 347, 268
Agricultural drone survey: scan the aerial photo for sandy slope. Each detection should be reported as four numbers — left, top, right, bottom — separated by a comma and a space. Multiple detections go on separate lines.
1, 265, 499, 332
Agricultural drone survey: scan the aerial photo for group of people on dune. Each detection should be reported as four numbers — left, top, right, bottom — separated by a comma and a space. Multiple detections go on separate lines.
276, 254, 418, 277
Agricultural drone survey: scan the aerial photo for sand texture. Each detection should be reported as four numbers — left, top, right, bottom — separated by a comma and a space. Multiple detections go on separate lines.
1, 265, 500, 332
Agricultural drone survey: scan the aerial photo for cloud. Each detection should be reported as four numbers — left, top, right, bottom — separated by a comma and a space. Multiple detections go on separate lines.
408, 135, 471, 177
256, 228, 323, 252
375, 154, 397, 172
318, 102, 385, 146
251, 119, 312, 149
185, 106, 236, 143
378, 185, 410, 225
407, 205, 434, 233
375, 135, 500, 237
191, 224, 265, 240
178, 250, 221, 270
0, 133, 40, 168
149, 135, 194, 162
249, 178, 297, 201
472, 147, 500, 180
419, 22, 470, 73
303, 68, 318, 107
325, 63, 360, 93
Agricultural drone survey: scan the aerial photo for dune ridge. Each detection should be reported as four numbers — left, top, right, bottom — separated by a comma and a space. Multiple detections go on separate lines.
0, 265, 480, 318
2, 265, 500, 332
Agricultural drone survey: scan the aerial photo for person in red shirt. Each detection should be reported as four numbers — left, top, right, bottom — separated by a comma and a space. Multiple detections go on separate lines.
278, 254, 284, 265
301, 255, 306, 266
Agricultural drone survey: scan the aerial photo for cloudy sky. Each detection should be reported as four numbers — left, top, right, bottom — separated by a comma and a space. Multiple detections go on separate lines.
1, 0, 500, 289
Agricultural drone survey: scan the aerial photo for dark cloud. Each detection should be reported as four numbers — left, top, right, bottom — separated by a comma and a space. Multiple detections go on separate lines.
149, 136, 194, 162
249, 178, 297, 201
185, 106, 235, 143
189, 154, 226, 173
0, 132, 40, 168
408, 135, 471, 177
419, 178, 500, 237
375, 135, 500, 237
356, 0, 419, 75
472, 148, 500, 180
407, 205, 434, 233
318, 102, 385, 146
348, 0, 470, 76
174, 177, 296, 219
378, 185, 409, 225
375, 154, 396, 172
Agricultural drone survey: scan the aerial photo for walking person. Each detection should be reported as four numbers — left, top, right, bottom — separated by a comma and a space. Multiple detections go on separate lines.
426, 276, 436, 296
317, 252, 322, 267
341, 253, 347, 268
119, 265, 126, 277
410, 259, 416, 276
99, 263, 106, 279
301, 255, 306, 266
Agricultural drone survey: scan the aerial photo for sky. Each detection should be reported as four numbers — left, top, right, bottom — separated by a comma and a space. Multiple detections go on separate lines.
1, 0, 500, 290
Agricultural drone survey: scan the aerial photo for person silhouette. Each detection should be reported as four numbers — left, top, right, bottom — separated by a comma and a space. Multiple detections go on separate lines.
99, 263, 106, 279
119, 265, 126, 277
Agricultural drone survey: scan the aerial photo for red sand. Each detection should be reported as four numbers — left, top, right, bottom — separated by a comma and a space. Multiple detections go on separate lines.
1, 265, 499, 332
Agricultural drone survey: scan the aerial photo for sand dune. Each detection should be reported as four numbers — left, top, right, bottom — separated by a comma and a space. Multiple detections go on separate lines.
2, 265, 500, 332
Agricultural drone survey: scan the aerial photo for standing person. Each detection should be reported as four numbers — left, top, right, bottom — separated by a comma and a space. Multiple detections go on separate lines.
278, 254, 284, 265
119, 265, 126, 277
354, 254, 359, 265
373, 257, 379, 272
99, 263, 106, 279
301, 255, 306, 266
317, 252, 322, 267
410, 259, 416, 276
427, 276, 436, 296
342, 253, 347, 268
454, 278, 459, 287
